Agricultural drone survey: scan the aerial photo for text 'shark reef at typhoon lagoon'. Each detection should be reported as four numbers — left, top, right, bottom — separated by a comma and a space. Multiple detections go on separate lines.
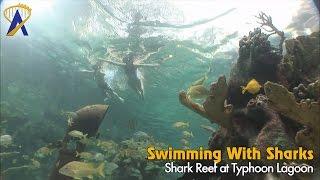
0, 0, 319, 180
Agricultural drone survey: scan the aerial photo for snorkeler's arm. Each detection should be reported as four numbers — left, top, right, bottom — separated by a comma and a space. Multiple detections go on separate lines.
98, 58, 126, 66
134, 63, 160, 67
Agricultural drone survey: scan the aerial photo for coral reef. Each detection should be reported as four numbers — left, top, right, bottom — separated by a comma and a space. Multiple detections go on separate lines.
55, 131, 167, 180
179, 12, 319, 178
109, 134, 167, 179
0, 100, 64, 180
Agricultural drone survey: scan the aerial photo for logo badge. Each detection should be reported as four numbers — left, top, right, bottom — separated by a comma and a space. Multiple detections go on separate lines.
4, 4, 32, 36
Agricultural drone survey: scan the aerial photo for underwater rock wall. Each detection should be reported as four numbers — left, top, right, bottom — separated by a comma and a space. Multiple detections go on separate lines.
279, 32, 320, 87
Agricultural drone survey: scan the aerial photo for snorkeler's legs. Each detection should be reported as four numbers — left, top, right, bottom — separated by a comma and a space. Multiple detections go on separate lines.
131, 79, 144, 99
135, 69, 145, 100
125, 68, 145, 99
103, 89, 124, 103
138, 78, 144, 100
127, 76, 144, 100
112, 91, 125, 102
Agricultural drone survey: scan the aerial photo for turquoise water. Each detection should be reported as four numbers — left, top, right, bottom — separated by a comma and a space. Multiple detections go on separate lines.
1, 0, 319, 179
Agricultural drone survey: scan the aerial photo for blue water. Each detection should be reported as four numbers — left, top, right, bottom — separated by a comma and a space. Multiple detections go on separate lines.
0, 0, 318, 179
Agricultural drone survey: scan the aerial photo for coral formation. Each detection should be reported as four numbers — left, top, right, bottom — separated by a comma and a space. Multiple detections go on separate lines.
228, 25, 283, 108
264, 81, 320, 158
264, 82, 319, 130
256, 12, 285, 54
292, 80, 320, 102
179, 12, 319, 179
179, 76, 232, 129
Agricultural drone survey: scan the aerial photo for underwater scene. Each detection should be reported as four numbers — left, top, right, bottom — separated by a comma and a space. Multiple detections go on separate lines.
0, 0, 319, 179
